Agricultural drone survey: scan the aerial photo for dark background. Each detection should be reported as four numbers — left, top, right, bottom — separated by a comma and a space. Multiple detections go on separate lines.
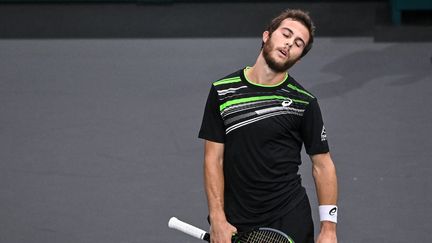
0, 1, 431, 243
0, 0, 431, 40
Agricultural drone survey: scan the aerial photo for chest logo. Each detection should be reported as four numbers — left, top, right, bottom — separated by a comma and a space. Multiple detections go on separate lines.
281, 98, 293, 107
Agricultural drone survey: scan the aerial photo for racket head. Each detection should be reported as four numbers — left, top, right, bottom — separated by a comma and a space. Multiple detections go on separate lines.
233, 227, 295, 243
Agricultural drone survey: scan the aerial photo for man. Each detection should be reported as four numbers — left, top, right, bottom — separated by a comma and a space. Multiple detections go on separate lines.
199, 9, 338, 243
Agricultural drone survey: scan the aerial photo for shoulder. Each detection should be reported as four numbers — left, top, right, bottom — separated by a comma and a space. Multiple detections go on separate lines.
286, 75, 317, 104
212, 69, 243, 88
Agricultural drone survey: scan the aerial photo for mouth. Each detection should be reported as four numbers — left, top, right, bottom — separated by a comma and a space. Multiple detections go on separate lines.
278, 49, 288, 57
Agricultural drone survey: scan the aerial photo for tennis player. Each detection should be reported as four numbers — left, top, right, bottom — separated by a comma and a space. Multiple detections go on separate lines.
199, 9, 338, 243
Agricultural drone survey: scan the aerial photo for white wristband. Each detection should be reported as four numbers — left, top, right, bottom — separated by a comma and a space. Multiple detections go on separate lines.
319, 205, 338, 223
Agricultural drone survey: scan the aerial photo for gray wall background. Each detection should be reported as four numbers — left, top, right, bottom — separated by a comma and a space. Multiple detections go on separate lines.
0, 37, 431, 243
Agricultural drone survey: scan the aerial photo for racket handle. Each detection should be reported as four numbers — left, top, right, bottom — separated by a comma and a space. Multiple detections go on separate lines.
168, 217, 209, 241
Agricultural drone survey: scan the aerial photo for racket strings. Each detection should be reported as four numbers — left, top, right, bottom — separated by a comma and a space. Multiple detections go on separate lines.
238, 230, 291, 243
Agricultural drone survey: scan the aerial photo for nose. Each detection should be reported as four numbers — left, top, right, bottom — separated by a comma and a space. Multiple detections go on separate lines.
285, 38, 293, 48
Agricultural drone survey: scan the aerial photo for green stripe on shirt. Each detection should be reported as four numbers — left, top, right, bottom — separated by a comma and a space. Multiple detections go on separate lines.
287, 84, 315, 99
214, 77, 242, 86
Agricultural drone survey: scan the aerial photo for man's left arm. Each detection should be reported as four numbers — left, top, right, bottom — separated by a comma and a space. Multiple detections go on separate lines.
311, 152, 338, 243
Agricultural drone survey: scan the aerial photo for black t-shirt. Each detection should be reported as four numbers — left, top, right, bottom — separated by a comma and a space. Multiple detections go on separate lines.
199, 67, 329, 230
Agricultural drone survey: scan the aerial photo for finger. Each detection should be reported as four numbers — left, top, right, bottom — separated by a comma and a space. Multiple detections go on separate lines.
231, 225, 238, 233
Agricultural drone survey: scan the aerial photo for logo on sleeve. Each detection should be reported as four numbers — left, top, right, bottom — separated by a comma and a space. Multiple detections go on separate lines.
321, 126, 327, 141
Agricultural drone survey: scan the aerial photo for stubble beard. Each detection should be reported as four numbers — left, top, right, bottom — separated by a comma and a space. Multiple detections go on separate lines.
262, 37, 299, 73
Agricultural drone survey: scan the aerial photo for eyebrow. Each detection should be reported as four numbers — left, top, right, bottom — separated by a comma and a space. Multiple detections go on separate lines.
281, 27, 306, 46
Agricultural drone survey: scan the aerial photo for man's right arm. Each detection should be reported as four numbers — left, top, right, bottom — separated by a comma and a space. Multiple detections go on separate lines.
204, 140, 237, 243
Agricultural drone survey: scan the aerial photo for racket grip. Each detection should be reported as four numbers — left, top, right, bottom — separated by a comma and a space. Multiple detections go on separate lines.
168, 217, 209, 241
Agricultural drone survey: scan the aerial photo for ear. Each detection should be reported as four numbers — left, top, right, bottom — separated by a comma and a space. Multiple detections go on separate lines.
262, 31, 270, 44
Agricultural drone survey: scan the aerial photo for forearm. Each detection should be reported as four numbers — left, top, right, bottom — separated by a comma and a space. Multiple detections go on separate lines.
203, 141, 227, 223
203, 141, 237, 243
204, 156, 226, 222
311, 152, 338, 237
312, 153, 338, 205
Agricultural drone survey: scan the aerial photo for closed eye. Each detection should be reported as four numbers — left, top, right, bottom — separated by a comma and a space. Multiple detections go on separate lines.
295, 40, 305, 48
281, 28, 305, 47
283, 33, 291, 38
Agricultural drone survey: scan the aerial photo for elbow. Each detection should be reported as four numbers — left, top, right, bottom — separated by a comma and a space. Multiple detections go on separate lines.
312, 156, 336, 178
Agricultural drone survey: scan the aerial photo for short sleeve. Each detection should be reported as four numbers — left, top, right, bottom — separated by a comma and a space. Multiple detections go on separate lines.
198, 85, 226, 143
301, 98, 330, 155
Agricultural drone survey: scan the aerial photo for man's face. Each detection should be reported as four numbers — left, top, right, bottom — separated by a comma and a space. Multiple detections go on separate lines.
262, 18, 310, 72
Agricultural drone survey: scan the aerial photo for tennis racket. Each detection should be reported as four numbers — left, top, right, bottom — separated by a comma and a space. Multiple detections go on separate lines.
168, 217, 295, 243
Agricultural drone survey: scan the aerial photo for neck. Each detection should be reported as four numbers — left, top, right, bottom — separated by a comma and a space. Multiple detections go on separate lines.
246, 53, 288, 86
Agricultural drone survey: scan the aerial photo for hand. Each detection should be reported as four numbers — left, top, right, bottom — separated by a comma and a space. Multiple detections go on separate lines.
209, 219, 237, 243
316, 221, 337, 243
